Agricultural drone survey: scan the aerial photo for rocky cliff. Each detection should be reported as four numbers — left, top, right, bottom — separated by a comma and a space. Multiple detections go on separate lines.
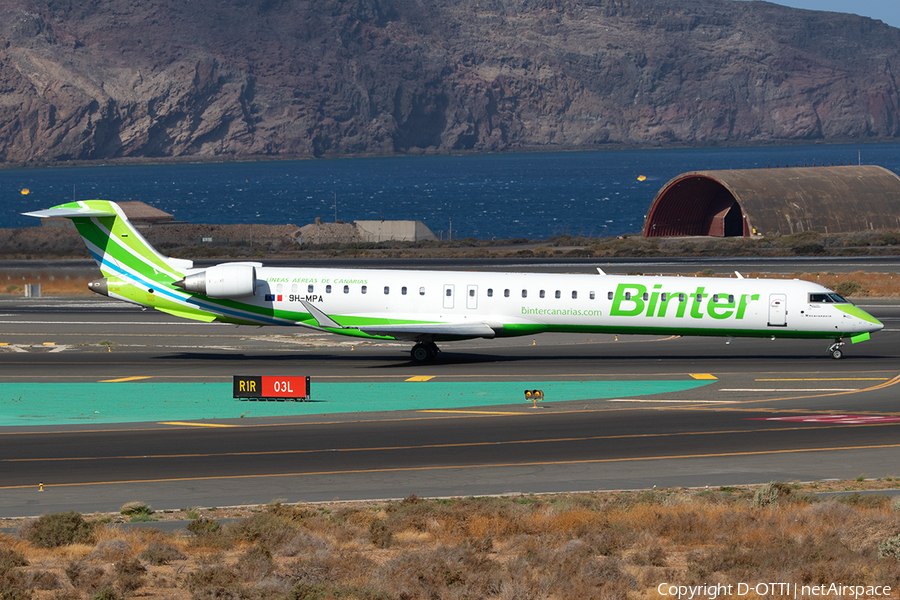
2, 0, 899, 162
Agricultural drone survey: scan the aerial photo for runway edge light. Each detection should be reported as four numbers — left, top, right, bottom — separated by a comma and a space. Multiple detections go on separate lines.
525, 389, 544, 408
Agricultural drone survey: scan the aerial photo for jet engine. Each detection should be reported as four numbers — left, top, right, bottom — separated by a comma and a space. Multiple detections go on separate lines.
175, 264, 258, 299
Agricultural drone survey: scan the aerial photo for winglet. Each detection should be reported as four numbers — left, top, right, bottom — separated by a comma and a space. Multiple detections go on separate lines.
596, 267, 607, 275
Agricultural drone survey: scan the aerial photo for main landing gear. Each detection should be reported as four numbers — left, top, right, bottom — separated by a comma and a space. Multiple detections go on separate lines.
828, 339, 845, 360
411, 341, 440, 363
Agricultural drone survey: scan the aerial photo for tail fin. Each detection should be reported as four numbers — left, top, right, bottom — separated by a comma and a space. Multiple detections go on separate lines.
23, 200, 193, 284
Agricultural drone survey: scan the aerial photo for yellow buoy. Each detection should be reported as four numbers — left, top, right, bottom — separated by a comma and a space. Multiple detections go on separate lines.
636, 175, 646, 182
20, 188, 30, 195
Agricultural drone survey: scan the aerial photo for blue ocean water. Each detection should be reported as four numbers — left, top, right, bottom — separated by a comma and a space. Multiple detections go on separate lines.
3, 143, 898, 239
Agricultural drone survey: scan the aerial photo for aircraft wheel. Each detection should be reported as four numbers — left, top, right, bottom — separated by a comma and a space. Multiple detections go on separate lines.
830, 348, 843, 360
411, 343, 432, 363
426, 341, 440, 358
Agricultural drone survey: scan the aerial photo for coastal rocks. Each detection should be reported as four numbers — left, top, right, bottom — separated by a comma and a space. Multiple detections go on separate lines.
0, 0, 899, 162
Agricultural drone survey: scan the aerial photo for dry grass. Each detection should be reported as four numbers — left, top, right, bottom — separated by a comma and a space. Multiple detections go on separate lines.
2, 483, 900, 599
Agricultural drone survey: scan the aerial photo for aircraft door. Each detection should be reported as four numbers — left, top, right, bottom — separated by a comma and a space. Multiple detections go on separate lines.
443, 284, 455, 309
466, 285, 478, 309
768, 293, 787, 327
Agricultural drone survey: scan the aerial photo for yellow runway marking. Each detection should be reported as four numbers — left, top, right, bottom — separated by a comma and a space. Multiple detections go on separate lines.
159, 421, 239, 428
6, 421, 899, 465
405, 376, 435, 382
610, 399, 738, 404
672, 374, 900, 408
689, 373, 718, 380
5, 441, 900, 491
755, 378, 889, 381
99, 376, 153, 383
419, 409, 535, 415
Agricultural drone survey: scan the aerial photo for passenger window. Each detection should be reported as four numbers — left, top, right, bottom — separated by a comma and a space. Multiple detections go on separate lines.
661, 293, 668, 301
384, 286, 389, 295
625, 292, 631, 300
712, 294, 719, 303
696, 293, 703, 301
343, 285, 349, 294
642, 293, 649, 301
361, 285, 367, 294
401, 286, 407, 295
504, 289, 510, 297
590, 291, 595, 300
540, 290, 545, 298
555, 290, 561, 299
608, 291, 613, 300
728, 294, 734, 303
469, 289, 475, 297
678, 293, 686, 302
446, 288, 452, 297
572, 291, 577, 299
522, 290, 528, 298
487, 288, 493, 297
419, 287, 425, 296
308, 284, 314, 293
326, 285, 332, 293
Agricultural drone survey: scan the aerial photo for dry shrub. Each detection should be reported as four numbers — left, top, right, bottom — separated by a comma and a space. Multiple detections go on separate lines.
90, 539, 131, 562
290, 548, 376, 590
276, 529, 334, 558
0, 546, 31, 600
65, 559, 109, 593
379, 544, 503, 599
184, 562, 240, 597
19, 511, 96, 548
235, 544, 275, 582
112, 557, 146, 594
228, 512, 294, 545
138, 540, 186, 566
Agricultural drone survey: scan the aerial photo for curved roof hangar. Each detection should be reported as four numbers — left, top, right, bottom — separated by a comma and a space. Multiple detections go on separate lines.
642, 165, 900, 237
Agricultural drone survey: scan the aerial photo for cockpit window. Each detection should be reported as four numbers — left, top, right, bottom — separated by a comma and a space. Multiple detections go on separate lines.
809, 293, 849, 304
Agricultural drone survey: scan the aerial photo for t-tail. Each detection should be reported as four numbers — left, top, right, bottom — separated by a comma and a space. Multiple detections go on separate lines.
22, 200, 199, 313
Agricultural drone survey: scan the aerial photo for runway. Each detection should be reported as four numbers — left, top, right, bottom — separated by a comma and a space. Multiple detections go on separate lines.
1, 294, 900, 517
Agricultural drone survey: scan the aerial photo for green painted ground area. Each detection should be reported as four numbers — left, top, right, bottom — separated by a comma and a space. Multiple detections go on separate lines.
0, 380, 712, 426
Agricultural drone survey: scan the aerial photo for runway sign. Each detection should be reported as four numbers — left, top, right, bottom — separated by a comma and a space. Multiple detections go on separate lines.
233, 376, 311, 401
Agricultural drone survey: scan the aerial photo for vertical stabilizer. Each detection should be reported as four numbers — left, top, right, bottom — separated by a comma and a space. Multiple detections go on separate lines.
23, 200, 193, 284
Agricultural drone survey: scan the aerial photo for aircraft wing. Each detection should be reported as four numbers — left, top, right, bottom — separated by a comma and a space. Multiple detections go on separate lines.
299, 299, 497, 340
356, 322, 497, 340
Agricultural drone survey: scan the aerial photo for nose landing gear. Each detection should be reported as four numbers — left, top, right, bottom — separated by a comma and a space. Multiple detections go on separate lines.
828, 339, 844, 359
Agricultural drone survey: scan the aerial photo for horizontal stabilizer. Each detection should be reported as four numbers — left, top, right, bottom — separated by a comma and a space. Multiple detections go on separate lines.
22, 206, 117, 219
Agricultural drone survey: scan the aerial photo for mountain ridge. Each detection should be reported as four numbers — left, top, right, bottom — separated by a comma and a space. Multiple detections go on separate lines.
1, 0, 899, 163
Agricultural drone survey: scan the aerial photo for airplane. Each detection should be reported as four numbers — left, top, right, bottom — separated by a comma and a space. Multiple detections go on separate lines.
24, 200, 883, 362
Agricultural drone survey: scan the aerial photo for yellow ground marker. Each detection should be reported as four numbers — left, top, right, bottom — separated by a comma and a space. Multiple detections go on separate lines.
159, 422, 239, 428
689, 373, 718, 380
405, 375, 435, 382
99, 376, 153, 383
42, 342, 56, 346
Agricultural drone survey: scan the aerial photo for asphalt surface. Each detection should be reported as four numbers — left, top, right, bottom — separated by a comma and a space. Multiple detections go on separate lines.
1, 281, 900, 517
